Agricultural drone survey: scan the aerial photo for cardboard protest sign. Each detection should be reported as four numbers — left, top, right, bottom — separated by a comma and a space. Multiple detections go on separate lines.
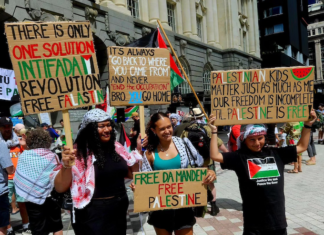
133, 168, 207, 213
211, 66, 314, 125
108, 46, 171, 106
5, 21, 103, 115
0, 68, 18, 101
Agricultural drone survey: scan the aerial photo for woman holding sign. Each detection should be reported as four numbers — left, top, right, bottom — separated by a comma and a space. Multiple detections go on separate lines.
208, 110, 317, 235
52, 109, 142, 235
137, 112, 216, 235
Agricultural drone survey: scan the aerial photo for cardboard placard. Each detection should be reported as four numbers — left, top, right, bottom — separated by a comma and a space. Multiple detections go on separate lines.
38, 112, 52, 126
133, 168, 207, 213
210, 66, 314, 125
0, 68, 18, 101
108, 46, 171, 106
5, 21, 103, 115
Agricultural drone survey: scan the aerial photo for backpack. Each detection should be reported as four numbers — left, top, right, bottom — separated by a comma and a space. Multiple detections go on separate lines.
185, 124, 210, 161
312, 110, 324, 129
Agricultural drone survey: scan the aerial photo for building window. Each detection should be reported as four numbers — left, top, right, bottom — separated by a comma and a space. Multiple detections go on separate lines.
203, 64, 212, 92
167, 2, 176, 31
127, 0, 139, 19
265, 24, 284, 35
308, 30, 311, 36
292, 48, 297, 59
312, 29, 316, 35
319, 28, 322, 34
264, 6, 282, 18
197, 16, 202, 38
177, 60, 191, 94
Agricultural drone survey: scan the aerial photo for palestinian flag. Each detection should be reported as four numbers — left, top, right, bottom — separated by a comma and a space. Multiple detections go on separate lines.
127, 29, 185, 91
247, 157, 280, 179
119, 124, 131, 153
81, 55, 94, 75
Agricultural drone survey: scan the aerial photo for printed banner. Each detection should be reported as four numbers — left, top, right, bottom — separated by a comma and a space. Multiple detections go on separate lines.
133, 168, 207, 213
210, 66, 314, 125
5, 21, 103, 115
0, 68, 18, 101
108, 46, 171, 106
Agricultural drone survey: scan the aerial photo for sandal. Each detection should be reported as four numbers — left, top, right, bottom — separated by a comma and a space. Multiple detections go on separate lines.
306, 161, 316, 165
287, 170, 298, 173
11, 209, 20, 215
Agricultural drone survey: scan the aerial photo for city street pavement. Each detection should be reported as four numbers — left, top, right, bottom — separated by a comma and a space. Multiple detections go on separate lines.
10, 132, 324, 235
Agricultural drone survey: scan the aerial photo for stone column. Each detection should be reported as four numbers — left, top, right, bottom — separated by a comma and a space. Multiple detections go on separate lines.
205, 0, 216, 45
181, 0, 192, 36
315, 40, 322, 80
212, 0, 221, 48
159, 0, 171, 30
139, 0, 149, 22
247, 0, 256, 54
148, 0, 160, 24
252, 0, 260, 57
190, 0, 200, 40
100, 0, 130, 15
176, 1, 183, 34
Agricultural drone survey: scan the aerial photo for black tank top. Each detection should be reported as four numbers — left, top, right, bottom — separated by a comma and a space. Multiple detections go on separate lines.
93, 153, 128, 198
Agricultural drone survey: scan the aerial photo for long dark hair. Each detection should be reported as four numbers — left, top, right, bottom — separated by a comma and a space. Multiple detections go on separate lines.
75, 120, 119, 168
146, 112, 170, 152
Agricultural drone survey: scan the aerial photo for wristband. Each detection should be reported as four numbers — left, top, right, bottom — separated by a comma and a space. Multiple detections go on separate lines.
304, 124, 312, 129
212, 132, 218, 134
62, 163, 72, 169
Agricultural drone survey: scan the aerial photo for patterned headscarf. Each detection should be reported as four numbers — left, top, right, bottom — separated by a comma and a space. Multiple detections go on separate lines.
237, 124, 267, 150
78, 109, 111, 135
169, 113, 181, 121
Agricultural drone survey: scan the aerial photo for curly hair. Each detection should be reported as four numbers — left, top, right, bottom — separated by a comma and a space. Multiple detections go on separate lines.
26, 128, 52, 149
75, 120, 119, 168
145, 112, 170, 152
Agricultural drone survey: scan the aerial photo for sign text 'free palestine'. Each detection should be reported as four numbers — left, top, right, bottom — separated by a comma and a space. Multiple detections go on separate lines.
211, 66, 314, 125
5, 21, 103, 115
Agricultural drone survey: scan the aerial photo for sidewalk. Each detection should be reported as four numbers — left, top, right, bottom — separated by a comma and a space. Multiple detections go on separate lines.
10, 135, 324, 235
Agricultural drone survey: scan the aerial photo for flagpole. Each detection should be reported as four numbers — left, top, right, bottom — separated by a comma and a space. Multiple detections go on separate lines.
157, 20, 209, 121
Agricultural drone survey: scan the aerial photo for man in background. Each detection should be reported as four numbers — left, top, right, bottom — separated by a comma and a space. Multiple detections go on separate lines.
41, 123, 59, 143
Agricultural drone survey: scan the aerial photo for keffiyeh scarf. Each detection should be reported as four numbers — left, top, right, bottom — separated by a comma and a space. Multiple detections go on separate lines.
237, 124, 267, 150
77, 108, 111, 136
0, 130, 19, 148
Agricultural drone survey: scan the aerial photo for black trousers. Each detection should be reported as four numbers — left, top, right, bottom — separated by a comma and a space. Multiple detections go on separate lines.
72, 193, 129, 235
243, 228, 287, 235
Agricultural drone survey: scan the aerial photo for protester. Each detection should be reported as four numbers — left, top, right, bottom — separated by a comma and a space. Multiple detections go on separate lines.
134, 112, 216, 235
59, 119, 64, 128
53, 109, 142, 235
180, 108, 227, 216
266, 124, 277, 147
173, 116, 191, 137
306, 124, 317, 165
130, 112, 140, 150
165, 110, 171, 118
14, 128, 63, 235
209, 110, 316, 235
228, 125, 241, 152
169, 113, 180, 131
0, 117, 30, 235
278, 127, 287, 148
283, 122, 303, 173
0, 142, 14, 235
41, 123, 59, 143
317, 103, 324, 143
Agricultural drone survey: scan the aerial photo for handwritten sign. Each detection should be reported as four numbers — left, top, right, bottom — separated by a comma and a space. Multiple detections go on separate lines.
133, 168, 207, 213
211, 66, 314, 125
0, 68, 18, 101
108, 46, 171, 106
5, 21, 103, 115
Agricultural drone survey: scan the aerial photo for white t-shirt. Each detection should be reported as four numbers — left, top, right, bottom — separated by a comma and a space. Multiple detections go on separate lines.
279, 133, 287, 147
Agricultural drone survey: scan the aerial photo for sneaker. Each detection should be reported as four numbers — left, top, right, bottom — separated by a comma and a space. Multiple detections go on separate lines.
22, 228, 32, 235
7, 230, 16, 235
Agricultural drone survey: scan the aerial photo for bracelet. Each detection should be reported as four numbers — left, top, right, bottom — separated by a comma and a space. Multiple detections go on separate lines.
304, 124, 312, 129
212, 132, 218, 134
62, 163, 72, 169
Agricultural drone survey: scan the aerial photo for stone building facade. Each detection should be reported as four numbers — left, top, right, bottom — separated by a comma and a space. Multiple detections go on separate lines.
0, 0, 261, 124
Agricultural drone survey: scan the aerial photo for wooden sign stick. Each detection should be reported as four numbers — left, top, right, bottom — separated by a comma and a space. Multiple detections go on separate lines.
62, 110, 75, 166
139, 106, 146, 148
157, 20, 209, 121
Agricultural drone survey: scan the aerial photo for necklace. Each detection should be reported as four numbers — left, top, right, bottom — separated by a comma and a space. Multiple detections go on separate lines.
159, 141, 173, 157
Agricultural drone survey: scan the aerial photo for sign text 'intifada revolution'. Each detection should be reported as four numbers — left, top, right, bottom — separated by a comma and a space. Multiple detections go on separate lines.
5, 21, 103, 115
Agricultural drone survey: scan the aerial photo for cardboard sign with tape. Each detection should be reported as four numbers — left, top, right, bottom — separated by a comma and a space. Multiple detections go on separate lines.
5, 21, 103, 115
108, 46, 171, 106
133, 168, 207, 213
210, 66, 314, 125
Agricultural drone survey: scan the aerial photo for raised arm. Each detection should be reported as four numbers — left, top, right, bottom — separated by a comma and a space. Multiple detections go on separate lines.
208, 115, 224, 163
54, 146, 74, 193
296, 109, 316, 154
